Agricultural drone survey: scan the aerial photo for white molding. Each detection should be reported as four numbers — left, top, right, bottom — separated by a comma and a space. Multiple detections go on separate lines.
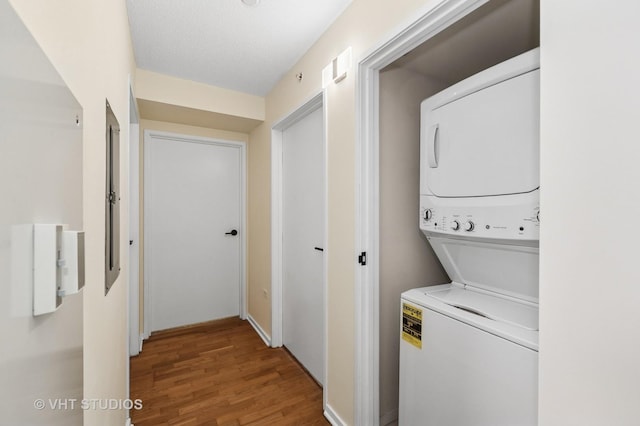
125, 77, 139, 424
270, 127, 283, 348
128, 81, 140, 358
142, 328, 150, 341
143, 129, 247, 333
324, 404, 348, 426
320, 90, 329, 413
142, 130, 152, 340
354, 57, 380, 426
247, 314, 271, 347
271, 90, 329, 411
125, 418, 133, 426
354, 0, 491, 424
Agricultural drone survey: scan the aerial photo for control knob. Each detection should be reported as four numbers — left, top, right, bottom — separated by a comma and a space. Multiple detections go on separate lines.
424, 209, 433, 221
464, 221, 475, 232
450, 220, 460, 231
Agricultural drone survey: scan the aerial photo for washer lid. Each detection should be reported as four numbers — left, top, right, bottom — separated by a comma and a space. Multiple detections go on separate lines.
427, 284, 538, 331
426, 234, 539, 303
402, 285, 539, 350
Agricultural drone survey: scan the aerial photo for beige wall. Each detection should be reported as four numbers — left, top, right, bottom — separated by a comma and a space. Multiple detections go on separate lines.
246, 119, 272, 335
378, 67, 449, 423
8, 0, 136, 424
135, 70, 265, 134
247, 0, 444, 422
136, 69, 265, 121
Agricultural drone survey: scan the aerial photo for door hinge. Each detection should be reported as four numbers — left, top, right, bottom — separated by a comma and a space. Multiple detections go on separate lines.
358, 251, 367, 266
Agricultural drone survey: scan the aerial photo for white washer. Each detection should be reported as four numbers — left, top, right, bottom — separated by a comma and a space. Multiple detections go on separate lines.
400, 49, 540, 425
399, 283, 538, 426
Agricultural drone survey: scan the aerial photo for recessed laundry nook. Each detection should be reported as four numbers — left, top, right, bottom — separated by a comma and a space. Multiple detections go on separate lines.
375, 0, 539, 423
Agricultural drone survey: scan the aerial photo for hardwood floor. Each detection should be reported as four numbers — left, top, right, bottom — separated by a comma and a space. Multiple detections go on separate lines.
130, 317, 329, 426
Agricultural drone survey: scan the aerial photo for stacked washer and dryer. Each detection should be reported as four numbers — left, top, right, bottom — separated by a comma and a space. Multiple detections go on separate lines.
399, 49, 540, 425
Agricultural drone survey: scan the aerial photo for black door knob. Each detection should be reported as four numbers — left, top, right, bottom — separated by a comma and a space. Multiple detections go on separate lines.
225, 229, 238, 236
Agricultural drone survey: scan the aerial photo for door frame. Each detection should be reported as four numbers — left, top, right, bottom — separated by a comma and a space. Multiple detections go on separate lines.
270, 90, 328, 398
128, 81, 141, 357
354, 0, 494, 424
126, 78, 139, 426
143, 130, 247, 337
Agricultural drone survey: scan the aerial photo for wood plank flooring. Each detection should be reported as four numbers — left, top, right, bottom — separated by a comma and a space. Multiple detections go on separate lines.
130, 317, 328, 425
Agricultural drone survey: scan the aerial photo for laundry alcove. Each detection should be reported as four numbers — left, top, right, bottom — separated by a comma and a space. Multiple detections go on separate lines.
373, 0, 540, 423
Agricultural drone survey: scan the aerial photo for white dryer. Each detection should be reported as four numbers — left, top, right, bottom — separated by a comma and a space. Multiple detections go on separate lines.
399, 49, 540, 425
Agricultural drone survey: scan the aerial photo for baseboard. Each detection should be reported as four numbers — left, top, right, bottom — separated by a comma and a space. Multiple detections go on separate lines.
247, 314, 271, 347
130, 333, 144, 357
380, 408, 398, 426
324, 404, 347, 426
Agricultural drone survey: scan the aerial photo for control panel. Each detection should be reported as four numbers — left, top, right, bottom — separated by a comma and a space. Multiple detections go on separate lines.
420, 193, 540, 241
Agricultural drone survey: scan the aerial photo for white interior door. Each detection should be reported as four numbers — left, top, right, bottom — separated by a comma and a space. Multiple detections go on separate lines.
145, 133, 243, 332
282, 106, 325, 384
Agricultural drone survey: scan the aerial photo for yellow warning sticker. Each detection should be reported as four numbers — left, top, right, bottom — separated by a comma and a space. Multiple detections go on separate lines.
402, 303, 422, 349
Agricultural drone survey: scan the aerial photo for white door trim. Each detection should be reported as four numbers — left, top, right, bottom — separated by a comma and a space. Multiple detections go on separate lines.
271, 90, 327, 403
125, 75, 139, 425
354, 1, 491, 424
143, 129, 247, 338
128, 81, 140, 357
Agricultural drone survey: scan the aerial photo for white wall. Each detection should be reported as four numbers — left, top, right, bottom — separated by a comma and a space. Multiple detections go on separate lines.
8, 0, 137, 424
0, 3, 83, 423
539, 1, 640, 424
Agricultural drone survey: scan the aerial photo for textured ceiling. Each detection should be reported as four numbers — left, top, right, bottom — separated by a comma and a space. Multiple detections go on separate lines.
127, 0, 352, 97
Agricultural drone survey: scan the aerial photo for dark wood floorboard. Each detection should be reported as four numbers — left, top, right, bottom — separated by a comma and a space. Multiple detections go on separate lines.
130, 317, 329, 426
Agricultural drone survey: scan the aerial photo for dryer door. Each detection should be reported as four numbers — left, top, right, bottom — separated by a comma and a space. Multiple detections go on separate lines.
421, 69, 539, 198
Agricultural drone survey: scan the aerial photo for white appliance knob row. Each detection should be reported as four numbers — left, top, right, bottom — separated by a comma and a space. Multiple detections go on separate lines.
464, 221, 475, 232
450, 220, 460, 231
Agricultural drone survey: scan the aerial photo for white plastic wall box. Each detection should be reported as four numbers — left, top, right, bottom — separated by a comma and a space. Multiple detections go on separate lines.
60, 229, 85, 296
33, 224, 63, 315
30, 224, 85, 316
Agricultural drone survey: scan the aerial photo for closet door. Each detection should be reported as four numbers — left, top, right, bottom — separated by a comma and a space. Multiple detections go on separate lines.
282, 106, 325, 384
